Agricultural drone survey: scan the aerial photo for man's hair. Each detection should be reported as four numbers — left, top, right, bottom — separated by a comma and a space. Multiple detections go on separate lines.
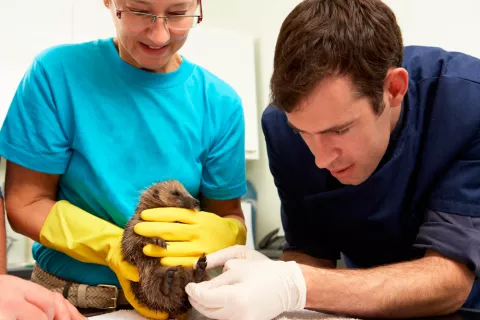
270, 0, 403, 114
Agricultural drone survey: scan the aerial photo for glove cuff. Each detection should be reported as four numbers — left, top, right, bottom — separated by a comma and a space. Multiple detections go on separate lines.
39, 200, 123, 266
286, 261, 307, 311
227, 217, 247, 246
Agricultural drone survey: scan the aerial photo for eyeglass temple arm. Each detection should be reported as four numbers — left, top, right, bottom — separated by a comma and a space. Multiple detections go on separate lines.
198, 0, 203, 23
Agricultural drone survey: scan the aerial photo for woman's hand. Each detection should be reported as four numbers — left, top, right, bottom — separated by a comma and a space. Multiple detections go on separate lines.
134, 207, 247, 267
40, 200, 170, 320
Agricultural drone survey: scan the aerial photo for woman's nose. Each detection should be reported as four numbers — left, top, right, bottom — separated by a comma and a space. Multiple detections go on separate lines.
148, 19, 171, 44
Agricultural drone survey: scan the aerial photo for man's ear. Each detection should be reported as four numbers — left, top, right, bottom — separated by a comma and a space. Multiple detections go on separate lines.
385, 67, 408, 108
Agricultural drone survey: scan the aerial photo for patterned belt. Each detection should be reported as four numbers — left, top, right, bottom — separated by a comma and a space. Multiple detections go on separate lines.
31, 264, 131, 310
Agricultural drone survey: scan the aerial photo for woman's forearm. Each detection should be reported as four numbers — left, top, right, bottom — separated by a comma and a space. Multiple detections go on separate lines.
6, 198, 56, 243
0, 198, 7, 273
5, 161, 60, 243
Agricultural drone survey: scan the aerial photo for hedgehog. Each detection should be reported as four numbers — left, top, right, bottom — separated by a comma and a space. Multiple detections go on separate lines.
121, 180, 208, 318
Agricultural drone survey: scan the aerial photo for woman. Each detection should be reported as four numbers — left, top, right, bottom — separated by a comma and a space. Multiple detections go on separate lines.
0, 0, 247, 318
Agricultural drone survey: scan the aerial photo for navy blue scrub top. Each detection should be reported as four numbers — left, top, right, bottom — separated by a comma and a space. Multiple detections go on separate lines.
262, 45, 480, 309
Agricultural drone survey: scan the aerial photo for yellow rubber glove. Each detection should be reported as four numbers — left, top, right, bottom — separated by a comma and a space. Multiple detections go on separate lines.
133, 208, 247, 267
39, 200, 169, 320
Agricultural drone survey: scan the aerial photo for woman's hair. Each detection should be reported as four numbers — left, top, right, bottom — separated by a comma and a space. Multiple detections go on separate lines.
270, 0, 403, 114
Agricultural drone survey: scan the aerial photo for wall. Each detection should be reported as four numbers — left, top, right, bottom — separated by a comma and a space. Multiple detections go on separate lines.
199, 0, 480, 243
384, 0, 480, 57
1, 0, 299, 266
199, 0, 304, 241
2, 0, 480, 262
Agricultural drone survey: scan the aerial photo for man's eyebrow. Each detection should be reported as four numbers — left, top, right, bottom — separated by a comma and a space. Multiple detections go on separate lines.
287, 119, 356, 134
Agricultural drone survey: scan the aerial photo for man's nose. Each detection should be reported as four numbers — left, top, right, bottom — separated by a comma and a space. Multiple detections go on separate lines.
311, 134, 339, 169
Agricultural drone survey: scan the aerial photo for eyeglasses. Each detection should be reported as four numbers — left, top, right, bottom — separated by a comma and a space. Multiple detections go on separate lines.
115, 0, 203, 31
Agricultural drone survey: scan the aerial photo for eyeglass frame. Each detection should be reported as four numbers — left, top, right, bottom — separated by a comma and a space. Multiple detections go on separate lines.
114, 0, 203, 30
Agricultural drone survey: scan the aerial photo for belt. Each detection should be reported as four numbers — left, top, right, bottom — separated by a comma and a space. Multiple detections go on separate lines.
31, 264, 131, 310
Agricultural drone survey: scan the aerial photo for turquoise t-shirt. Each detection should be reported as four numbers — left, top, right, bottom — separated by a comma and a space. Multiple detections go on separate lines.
0, 38, 246, 286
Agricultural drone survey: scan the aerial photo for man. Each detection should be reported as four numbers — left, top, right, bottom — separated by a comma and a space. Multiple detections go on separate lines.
185, 0, 480, 319
0, 185, 85, 319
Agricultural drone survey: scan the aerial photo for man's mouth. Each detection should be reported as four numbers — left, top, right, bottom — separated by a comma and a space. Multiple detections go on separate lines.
330, 165, 352, 174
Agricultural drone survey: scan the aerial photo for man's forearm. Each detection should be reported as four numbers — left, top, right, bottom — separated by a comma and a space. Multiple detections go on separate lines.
281, 250, 336, 269
0, 198, 7, 273
301, 249, 474, 318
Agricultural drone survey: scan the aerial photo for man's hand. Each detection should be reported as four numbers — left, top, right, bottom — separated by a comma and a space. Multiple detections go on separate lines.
134, 208, 247, 267
199, 244, 270, 268
185, 245, 307, 320
0, 275, 86, 320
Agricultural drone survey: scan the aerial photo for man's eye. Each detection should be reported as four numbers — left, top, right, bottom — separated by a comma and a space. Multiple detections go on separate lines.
333, 128, 350, 135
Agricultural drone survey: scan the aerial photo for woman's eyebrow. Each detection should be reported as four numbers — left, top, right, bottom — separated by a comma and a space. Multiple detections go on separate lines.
129, 0, 151, 5
169, 1, 194, 7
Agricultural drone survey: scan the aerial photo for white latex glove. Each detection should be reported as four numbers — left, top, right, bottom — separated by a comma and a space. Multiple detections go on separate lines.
185, 245, 307, 320
199, 244, 270, 267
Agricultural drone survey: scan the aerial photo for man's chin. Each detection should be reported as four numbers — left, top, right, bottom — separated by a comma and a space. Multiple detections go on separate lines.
335, 171, 370, 186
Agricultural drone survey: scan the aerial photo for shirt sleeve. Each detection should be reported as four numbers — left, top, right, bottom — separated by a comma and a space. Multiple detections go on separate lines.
414, 210, 480, 276
262, 107, 341, 261
416, 130, 480, 276
0, 58, 72, 174
200, 97, 246, 200
427, 129, 480, 216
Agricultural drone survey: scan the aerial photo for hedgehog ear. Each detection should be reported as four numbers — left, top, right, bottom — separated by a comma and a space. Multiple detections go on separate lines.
153, 189, 159, 199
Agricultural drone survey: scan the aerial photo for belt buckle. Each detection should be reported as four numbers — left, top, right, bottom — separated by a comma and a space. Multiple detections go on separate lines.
98, 284, 119, 310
